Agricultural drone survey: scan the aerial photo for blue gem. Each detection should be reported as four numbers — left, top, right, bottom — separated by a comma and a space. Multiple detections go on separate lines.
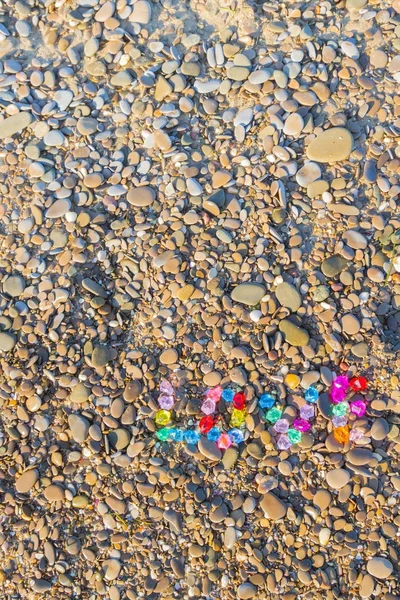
170, 429, 184, 442
259, 393, 275, 409
184, 430, 200, 445
305, 387, 319, 404
207, 427, 221, 442
228, 428, 244, 444
222, 388, 235, 403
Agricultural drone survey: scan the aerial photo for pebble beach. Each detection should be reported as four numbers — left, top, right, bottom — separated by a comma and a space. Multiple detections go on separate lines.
1, 0, 400, 598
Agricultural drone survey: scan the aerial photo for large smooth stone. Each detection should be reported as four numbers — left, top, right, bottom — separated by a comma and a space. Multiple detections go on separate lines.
231, 283, 266, 306
279, 319, 309, 346
306, 127, 353, 163
275, 282, 301, 311
260, 492, 287, 520
0, 112, 33, 139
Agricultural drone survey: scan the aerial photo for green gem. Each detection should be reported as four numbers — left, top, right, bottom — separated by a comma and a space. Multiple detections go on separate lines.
266, 407, 282, 423
156, 427, 171, 441
331, 402, 349, 417
287, 428, 302, 444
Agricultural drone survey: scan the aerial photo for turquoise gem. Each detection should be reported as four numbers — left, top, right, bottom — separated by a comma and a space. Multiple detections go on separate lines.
287, 428, 302, 444
331, 402, 349, 417
156, 427, 171, 441
265, 407, 282, 423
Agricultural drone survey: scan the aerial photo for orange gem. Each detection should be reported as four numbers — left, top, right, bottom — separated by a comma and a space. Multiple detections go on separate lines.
285, 373, 300, 390
333, 425, 349, 444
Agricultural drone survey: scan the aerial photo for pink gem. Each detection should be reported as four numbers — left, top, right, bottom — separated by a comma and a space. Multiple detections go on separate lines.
293, 418, 311, 432
349, 427, 364, 441
332, 375, 349, 393
277, 434, 292, 450
350, 399, 367, 417
300, 404, 314, 420
217, 433, 232, 450
330, 386, 347, 404
160, 380, 174, 395
201, 399, 216, 415
332, 415, 348, 428
158, 394, 174, 410
274, 419, 289, 433
205, 386, 222, 402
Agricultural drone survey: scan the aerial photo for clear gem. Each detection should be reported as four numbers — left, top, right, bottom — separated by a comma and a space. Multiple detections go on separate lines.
201, 399, 216, 415
300, 404, 314, 420
332, 415, 348, 428
277, 434, 292, 450
274, 418, 289, 433
160, 380, 174, 395
158, 394, 174, 410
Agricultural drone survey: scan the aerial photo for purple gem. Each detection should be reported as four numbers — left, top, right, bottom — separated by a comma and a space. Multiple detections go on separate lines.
201, 399, 216, 415
160, 380, 174, 395
349, 427, 364, 441
332, 375, 349, 393
332, 415, 348, 428
300, 404, 314, 420
274, 418, 289, 433
350, 399, 367, 417
330, 386, 347, 404
293, 418, 311, 432
158, 394, 174, 410
277, 434, 292, 450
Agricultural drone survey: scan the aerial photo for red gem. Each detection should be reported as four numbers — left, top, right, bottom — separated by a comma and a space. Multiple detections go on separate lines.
349, 376, 367, 392
199, 415, 214, 434
233, 392, 246, 410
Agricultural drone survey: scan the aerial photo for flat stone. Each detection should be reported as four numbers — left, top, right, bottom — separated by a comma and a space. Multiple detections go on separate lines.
44, 130, 65, 147
32, 580, 52, 593
313, 489, 332, 511
95, 0, 115, 21
296, 162, 321, 187
54, 90, 73, 110
160, 348, 178, 365
44, 484, 65, 502
343, 230, 368, 250
92, 346, 111, 368
321, 255, 348, 277
127, 186, 155, 207
108, 428, 131, 450
231, 283, 266, 306
238, 583, 257, 599
326, 468, 351, 489
260, 492, 287, 520
68, 414, 90, 443
347, 448, 374, 466
222, 447, 238, 469
367, 557, 393, 579
123, 380, 142, 402
46, 199, 71, 219
0, 332, 16, 352
307, 179, 329, 198
352, 342, 368, 357
0, 112, 33, 139
3, 275, 25, 297
307, 127, 353, 163
15, 469, 39, 494
130, 0, 151, 23
371, 418, 389, 441
70, 383, 90, 404
283, 113, 304, 136
360, 574, 375, 598
341, 314, 361, 335
198, 437, 222, 461
275, 282, 301, 311
279, 319, 309, 346
110, 71, 133, 87
84, 174, 103, 188
224, 526, 237, 549
103, 559, 121, 581
82, 278, 107, 298
227, 66, 250, 81
77, 117, 98, 135
164, 509, 183, 533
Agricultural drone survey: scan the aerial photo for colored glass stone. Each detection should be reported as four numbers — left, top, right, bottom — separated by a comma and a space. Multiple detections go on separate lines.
160, 380, 174, 395
274, 418, 289, 433
331, 402, 349, 417
184, 430, 200, 445
259, 393, 275, 409
230, 408, 246, 427
300, 404, 314, 420
265, 407, 282, 423
333, 425, 350, 444
156, 427, 171, 441
222, 388, 235, 403
229, 428, 244, 444
199, 415, 214, 434
349, 376, 367, 392
332, 375, 349, 392
293, 418, 310, 432
287, 428, 302, 444
207, 427, 221, 442
350, 399, 367, 417
332, 415, 348, 428
201, 399, 216, 415
155, 409, 171, 426
158, 394, 174, 410
217, 433, 232, 450
285, 373, 300, 389
233, 392, 246, 410
330, 386, 347, 404
305, 386, 319, 403
349, 427, 364, 442
277, 434, 292, 450
205, 386, 222, 402
169, 429, 184, 442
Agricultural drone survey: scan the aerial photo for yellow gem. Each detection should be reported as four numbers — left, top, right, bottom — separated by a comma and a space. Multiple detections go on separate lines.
285, 374, 300, 390
155, 409, 171, 426
230, 408, 246, 427
333, 425, 349, 444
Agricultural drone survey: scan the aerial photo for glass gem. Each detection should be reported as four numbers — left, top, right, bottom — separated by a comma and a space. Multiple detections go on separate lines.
207, 427, 221, 442
349, 427, 364, 442
201, 399, 216, 415
331, 402, 349, 417
305, 387, 319, 403
184, 430, 200, 445
233, 392, 246, 410
332, 415, 348, 428
158, 394, 174, 410
332, 375, 349, 392
222, 388, 235, 403
333, 425, 349, 444
229, 428, 244, 444
205, 386, 222, 402
293, 418, 310, 432
230, 408, 246, 427
330, 386, 347, 404
265, 407, 282, 423
277, 434, 292, 450
217, 433, 232, 450
287, 428, 302, 444
156, 427, 171, 441
259, 393, 275, 409
155, 409, 171, 426
300, 404, 315, 420
285, 373, 300, 389
350, 399, 367, 417
199, 415, 214, 434
169, 428, 184, 442
349, 376, 367, 392
160, 380, 174, 395
274, 418, 289, 433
